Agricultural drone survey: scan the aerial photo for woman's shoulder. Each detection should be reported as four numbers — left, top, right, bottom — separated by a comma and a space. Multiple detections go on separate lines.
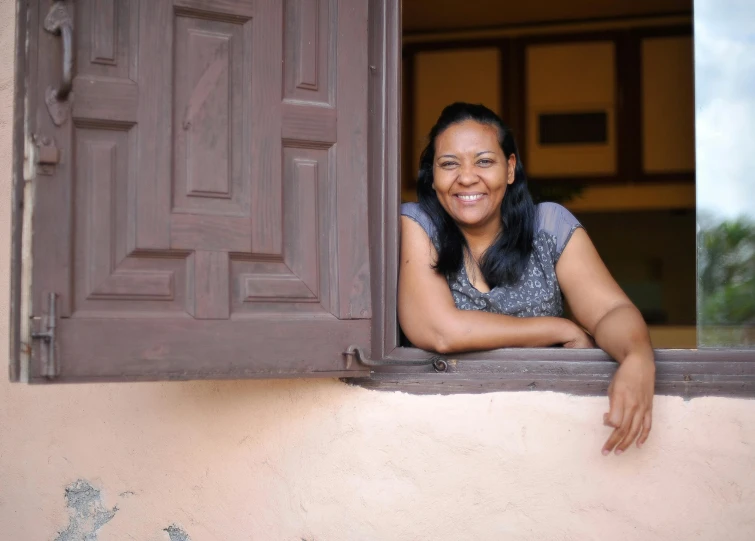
535, 201, 579, 230
401, 202, 437, 240
535, 202, 583, 259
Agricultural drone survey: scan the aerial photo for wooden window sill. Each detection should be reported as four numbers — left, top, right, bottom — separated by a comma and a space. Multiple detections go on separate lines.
344, 348, 755, 398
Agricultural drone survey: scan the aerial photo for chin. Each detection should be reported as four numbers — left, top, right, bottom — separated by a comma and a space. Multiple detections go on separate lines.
451, 210, 490, 228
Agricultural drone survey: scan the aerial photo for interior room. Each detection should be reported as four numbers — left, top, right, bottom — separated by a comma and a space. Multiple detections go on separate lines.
401, 0, 696, 347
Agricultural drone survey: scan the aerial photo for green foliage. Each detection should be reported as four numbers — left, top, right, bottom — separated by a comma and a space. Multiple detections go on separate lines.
698, 217, 755, 334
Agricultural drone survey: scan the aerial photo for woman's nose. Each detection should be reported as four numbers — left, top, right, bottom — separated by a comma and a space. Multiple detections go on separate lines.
457, 163, 478, 185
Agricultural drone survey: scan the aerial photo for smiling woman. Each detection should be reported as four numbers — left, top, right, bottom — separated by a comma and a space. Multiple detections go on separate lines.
398, 102, 656, 454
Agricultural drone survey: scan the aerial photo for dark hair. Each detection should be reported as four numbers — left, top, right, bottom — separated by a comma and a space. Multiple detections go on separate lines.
417, 102, 536, 286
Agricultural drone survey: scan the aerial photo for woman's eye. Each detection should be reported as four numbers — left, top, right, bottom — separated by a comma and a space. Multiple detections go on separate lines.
477, 159, 494, 166
440, 161, 457, 168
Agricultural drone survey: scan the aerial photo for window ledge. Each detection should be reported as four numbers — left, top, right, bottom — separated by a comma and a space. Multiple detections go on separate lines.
344, 347, 755, 399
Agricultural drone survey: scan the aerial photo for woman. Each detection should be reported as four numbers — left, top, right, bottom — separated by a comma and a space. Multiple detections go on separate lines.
399, 103, 655, 456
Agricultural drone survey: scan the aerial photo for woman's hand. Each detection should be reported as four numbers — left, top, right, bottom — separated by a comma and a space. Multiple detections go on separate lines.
601, 354, 655, 455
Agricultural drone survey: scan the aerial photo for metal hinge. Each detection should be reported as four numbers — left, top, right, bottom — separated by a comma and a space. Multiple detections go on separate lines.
344, 345, 448, 372
31, 292, 59, 378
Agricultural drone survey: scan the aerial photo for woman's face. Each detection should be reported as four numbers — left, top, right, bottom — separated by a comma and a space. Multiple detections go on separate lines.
432, 120, 516, 232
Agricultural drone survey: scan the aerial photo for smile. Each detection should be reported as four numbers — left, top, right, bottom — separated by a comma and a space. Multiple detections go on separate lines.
455, 194, 485, 202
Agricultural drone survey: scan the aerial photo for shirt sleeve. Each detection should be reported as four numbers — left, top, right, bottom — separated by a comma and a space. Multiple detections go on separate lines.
536, 202, 583, 262
401, 202, 439, 246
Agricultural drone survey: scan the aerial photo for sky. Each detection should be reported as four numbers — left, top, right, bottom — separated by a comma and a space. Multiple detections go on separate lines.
694, 0, 755, 221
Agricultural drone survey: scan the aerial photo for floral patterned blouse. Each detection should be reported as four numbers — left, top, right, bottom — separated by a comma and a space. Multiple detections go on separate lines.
401, 202, 582, 317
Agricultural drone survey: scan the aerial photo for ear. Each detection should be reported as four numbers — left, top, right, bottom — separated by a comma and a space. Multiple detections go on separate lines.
507, 154, 517, 185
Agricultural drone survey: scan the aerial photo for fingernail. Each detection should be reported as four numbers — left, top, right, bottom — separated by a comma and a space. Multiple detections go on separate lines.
637, 442, 643, 449
615, 449, 623, 456
602, 449, 610, 456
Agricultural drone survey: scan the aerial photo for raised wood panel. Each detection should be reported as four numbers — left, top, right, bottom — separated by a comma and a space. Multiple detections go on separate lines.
284, 155, 322, 298
295, 0, 318, 89
284, 0, 333, 104
91, 0, 116, 64
76, 0, 137, 80
181, 28, 232, 197
74, 129, 186, 313
232, 260, 320, 313
173, 14, 253, 213
232, 147, 332, 312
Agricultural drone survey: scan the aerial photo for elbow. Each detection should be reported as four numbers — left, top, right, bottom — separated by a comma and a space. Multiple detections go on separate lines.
432, 330, 457, 355
398, 306, 462, 354
402, 322, 458, 355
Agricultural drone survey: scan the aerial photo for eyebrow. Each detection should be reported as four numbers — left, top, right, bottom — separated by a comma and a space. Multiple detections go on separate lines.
437, 150, 495, 160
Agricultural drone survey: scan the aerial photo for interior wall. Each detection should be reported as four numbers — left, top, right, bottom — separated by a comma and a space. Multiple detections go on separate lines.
2, 3, 754, 540
411, 48, 501, 173
577, 210, 697, 325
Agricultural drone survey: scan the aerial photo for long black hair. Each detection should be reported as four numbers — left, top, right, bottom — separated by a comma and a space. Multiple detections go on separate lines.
417, 102, 536, 286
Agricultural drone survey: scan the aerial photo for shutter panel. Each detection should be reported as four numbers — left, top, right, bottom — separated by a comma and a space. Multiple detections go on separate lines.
17, 0, 371, 381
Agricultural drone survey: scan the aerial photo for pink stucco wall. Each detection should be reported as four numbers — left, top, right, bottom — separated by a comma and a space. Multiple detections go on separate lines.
1, 3, 754, 540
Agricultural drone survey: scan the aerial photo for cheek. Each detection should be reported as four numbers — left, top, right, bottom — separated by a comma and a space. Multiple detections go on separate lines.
432, 172, 453, 193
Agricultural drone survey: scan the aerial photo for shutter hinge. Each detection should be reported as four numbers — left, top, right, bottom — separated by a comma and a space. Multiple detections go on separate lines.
344, 345, 448, 372
31, 292, 59, 378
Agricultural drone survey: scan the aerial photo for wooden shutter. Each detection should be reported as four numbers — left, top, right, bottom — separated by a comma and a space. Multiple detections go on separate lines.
13, 0, 371, 382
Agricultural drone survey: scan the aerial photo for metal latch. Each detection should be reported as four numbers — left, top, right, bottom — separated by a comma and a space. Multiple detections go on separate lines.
31, 292, 59, 378
32, 134, 61, 176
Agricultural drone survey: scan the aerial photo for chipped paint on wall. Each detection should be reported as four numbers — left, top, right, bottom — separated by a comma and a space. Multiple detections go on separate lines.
53, 480, 116, 541
164, 524, 192, 541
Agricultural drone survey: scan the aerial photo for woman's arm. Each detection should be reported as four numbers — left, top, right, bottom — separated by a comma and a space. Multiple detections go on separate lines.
556, 228, 656, 455
398, 217, 592, 353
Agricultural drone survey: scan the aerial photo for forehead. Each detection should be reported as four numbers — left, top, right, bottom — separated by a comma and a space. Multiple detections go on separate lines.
435, 120, 500, 153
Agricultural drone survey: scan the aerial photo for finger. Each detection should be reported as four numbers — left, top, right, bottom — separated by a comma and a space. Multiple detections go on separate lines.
637, 409, 653, 448
616, 408, 643, 454
604, 404, 633, 455
602, 397, 626, 455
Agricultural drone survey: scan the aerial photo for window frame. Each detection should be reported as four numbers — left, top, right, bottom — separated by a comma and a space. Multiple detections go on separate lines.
358, 0, 755, 399
8, 0, 28, 382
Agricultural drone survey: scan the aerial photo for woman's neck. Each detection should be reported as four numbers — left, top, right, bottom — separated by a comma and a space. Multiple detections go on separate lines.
459, 219, 502, 259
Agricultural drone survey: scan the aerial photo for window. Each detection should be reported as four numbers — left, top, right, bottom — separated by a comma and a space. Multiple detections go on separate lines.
356, 0, 755, 397
9, 0, 755, 397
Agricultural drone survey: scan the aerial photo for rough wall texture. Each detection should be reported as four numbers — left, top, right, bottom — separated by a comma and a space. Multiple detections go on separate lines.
0, 2, 754, 540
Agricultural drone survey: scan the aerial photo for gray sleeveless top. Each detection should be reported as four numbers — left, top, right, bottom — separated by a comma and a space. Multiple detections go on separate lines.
401, 202, 582, 317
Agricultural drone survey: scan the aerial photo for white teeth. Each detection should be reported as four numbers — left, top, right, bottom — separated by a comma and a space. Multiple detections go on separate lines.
457, 194, 484, 201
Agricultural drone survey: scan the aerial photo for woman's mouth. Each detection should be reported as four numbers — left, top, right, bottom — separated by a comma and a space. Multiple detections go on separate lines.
455, 193, 485, 202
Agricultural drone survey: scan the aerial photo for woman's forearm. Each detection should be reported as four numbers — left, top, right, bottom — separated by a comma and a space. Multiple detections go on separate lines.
592, 303, 654, 363
429, 310, 576, 353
